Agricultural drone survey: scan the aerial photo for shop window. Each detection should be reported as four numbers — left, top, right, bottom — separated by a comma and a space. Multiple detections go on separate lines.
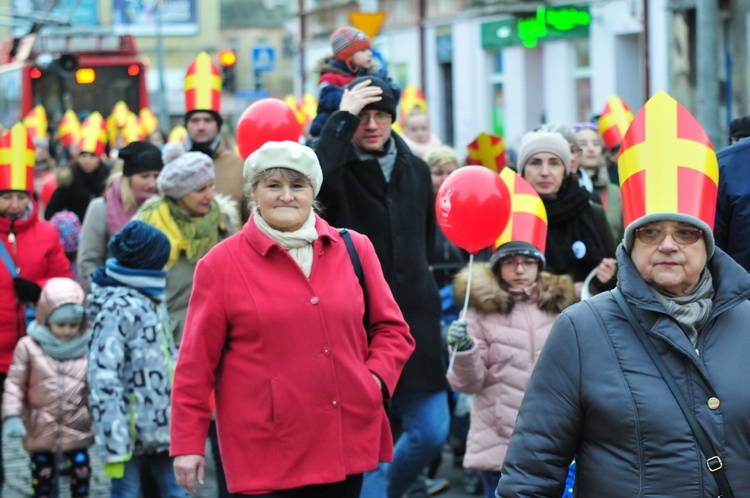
489, 51, 505, 137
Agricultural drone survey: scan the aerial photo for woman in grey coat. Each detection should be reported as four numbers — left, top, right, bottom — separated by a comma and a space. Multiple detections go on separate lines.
496, 92, 750, 497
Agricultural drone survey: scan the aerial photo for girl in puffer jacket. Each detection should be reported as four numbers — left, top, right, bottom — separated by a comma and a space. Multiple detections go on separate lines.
2, 277, 93, 498
445, 240, 575, 498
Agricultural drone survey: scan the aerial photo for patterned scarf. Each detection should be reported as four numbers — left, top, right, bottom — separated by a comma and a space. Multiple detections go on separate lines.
27, 321, 91, 361
253, 211, 318, 278
137, 196, 223, 269
106, 176, 155, 235
91, 258, 168, 301
649, 269, 714, 347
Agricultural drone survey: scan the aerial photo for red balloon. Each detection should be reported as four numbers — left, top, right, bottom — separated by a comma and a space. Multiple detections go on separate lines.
235, 98, 303, 159
435, 166, 512, 254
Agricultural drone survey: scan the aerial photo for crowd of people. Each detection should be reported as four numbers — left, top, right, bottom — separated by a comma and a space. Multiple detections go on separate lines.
2, 23, 750, 498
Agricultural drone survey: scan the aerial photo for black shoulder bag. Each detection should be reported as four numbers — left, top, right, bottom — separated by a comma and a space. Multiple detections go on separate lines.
611, 288, 734, 498
338, 228, 370, 339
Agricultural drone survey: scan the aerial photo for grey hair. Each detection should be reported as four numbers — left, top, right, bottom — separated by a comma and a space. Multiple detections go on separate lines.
242, 167, 322, 213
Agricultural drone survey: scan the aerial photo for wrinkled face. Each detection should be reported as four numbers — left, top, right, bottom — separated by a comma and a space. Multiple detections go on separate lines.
576, 128, 604, 171
176, 181, 215, 217
498, 255, 540, 289
353, 109, 393, 152
430, 161, 458, 194
403, 112, 431, 144
253, 171, 314, 232
0, 190, 30, 218
78, 152, 101, 173
631, 221, 708, 296
186, 112, 219, 145
522, 152, 566, 199
350, 49, 373, 69
49, 322, 81, 342
129, 171, 160, 195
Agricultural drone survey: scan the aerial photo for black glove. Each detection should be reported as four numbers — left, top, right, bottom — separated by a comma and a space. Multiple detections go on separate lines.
13, 278, 42, 303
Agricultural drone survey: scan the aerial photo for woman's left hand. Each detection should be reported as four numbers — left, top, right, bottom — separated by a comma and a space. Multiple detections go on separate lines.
596, 258, 617, 283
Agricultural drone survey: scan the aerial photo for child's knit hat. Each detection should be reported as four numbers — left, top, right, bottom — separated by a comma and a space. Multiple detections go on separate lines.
331, 26, 371, 63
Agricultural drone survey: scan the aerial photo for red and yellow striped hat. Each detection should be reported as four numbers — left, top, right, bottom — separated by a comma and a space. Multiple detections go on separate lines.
619, 91, 718, 256
59, 109, 82, 148
184, 52, 221, 121
0, 123, 35, 193
78, 112, 107, 156
490, 167, 548, 269
599, 95, 634, 150
23, 104, 48, 141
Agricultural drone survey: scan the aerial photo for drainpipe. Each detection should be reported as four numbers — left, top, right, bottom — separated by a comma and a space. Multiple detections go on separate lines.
298, 0, 306, 96
419, 0, 426, 95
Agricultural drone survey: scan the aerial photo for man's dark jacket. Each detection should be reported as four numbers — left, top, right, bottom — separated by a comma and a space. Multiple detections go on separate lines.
716, 138, 750, 270
315, 110, 447, 393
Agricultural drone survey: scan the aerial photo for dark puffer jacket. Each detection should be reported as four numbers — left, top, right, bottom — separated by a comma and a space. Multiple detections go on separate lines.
496, 245, 750, 497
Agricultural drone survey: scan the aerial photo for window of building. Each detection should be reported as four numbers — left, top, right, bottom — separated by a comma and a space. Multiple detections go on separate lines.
489, 50, 505, 138
572, 38, 592, 122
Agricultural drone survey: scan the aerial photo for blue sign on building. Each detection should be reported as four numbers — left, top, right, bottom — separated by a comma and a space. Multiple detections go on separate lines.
252, 47, 276, 73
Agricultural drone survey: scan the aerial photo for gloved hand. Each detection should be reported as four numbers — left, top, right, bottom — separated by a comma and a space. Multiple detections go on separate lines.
13, 277, 42, 303
447, 320, 472, 351
2, 417, 26, 438
104, 462, 126, 479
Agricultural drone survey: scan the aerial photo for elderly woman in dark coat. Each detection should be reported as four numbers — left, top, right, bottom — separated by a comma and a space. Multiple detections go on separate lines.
496, 92, 750, 497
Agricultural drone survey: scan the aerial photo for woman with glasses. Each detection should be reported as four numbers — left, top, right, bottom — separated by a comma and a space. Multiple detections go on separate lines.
445, 171, 574, 498
496, 93, 750, 497
572, 122, 624, 244
517, 131, 617, 301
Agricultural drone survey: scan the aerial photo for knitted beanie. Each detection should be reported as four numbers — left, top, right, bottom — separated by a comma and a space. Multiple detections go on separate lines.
517, 131, 571, 176
108, 220, 171, 270
622, 213, 715, 258
346, 76, 397, 122
489, 241, 546, 272
119, 140, 164, 177
50, 211, 82, 253
157, 142, 215, 199
331, 26, 371, 63
48, 303, 85, 325
243, 141, 323, 196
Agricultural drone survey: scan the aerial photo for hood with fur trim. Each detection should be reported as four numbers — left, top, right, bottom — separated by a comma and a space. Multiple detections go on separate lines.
453, 262, 574, 315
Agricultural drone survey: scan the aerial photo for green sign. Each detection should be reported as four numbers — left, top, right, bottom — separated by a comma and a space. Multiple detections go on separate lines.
482, 5, 590, 50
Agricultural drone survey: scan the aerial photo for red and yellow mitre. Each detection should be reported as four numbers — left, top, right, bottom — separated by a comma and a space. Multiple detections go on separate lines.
0, 123, 35, 193
467, 133, 506, 173
78, 112, 107, 156
168, 125, 187, 144
399, 84, 427, 123
23, 104, 47, 141
494, 167, 548, 254
185, 52, 221, 114
59, 109, 82, 148
598, 95, 633, 150
619, 91, 718, 254
139, 108, 159, 136
121, 112, 143, 145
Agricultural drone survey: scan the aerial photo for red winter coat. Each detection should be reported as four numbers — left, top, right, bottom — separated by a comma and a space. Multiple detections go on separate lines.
170, 215, 414, 494
0, 202, 71, 373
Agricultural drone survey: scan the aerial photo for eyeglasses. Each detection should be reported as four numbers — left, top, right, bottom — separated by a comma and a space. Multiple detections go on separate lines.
358, 112, 392, 125
634, 226, 704, 245
572, 122, 599, 132
499, 257, 539, 268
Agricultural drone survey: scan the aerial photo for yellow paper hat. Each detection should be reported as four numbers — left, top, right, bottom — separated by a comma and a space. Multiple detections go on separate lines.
0, 123, 35, 193
185, 52, 221, 115
78, 112, 107, 156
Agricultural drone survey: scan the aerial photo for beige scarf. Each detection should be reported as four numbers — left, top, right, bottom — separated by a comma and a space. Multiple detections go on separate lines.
253, 210, 318, 278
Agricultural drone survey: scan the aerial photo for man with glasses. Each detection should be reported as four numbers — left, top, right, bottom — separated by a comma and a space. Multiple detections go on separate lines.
315, 77, 449, 498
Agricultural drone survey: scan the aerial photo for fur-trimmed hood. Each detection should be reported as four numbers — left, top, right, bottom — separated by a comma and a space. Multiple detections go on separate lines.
453, 262, 574, 315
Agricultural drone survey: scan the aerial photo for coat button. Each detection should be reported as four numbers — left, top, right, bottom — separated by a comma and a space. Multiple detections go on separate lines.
331, 400, 338, 407
322, 347, 330, 356
310, 296, 319, 304
708, 397, 720, 410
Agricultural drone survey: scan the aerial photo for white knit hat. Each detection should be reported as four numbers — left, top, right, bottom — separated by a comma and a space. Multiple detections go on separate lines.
243, 141, 323, 196
517, 131, 571, 176
158, 142, 215, 199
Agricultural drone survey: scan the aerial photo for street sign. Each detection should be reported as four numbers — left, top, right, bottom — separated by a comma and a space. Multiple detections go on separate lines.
349, 11, 387, 39
252, 47, 276, 73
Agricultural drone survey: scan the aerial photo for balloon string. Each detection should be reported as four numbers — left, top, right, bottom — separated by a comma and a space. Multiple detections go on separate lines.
448, 253, 474, 374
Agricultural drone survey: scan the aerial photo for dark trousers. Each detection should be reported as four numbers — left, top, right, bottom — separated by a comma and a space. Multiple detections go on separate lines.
209, 420, 232, 498
0, 372, 6, 488
238, 474, 363, 498
31, 449, 91, 498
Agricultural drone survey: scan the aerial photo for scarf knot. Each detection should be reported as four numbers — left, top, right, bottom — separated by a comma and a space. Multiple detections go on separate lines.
253, 211, 318, 278
650, 269, 714, 346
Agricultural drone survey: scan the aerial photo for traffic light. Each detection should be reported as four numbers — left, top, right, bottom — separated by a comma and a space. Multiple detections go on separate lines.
217, 49, 237, 93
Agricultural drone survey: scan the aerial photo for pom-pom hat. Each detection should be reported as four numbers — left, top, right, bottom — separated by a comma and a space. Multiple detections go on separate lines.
331, 26, 371, 64
158, 143, 215, 200
109, 220, 171, 270
619, 91, 718, 257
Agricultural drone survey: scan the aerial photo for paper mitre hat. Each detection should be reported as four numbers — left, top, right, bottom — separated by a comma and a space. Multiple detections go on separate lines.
490, 167, 548, 270
59, 109, 82, 148
184, 52, 221, 116
598, 95, 634, 150
23, 104, 48, 141
0, 123, 35, 193
467, 132, 506, 173
78, 112, 107, 156
619, 91, 718, 256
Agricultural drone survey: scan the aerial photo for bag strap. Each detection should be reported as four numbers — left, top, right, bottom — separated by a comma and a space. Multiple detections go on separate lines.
0, 240, 18, 278
611, 288, 734, 498
338, 228, 370, 341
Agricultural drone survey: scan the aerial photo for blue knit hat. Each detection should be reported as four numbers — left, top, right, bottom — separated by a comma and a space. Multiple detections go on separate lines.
108, 220, 171, 270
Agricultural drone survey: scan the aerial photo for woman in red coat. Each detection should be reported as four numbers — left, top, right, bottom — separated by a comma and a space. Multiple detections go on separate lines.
0, 124, 72, 490
171, 141, 415, 497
